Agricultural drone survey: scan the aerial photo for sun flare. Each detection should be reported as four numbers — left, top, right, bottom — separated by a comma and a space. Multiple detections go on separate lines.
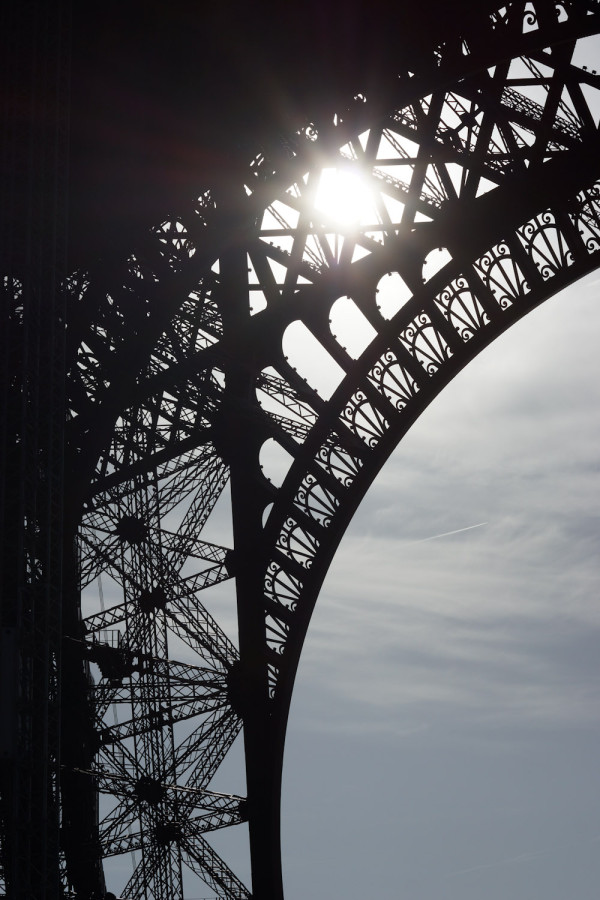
314, 166, 376, 226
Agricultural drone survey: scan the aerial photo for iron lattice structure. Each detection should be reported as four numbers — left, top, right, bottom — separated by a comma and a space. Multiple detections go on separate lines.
2, 1, 600, 898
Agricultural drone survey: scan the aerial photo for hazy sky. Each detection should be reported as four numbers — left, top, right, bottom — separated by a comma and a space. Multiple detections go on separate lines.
100, 253, 600, 900
70, 17, 600, 900
279, 272, 600, 900
96, 206, 600, 900
130, 268, 600, 900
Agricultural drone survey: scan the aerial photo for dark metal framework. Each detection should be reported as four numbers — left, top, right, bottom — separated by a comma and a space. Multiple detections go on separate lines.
0, 1, 70, 896
2, 1, 600, 898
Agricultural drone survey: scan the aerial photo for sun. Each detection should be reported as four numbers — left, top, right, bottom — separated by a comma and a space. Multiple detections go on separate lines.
314, 166, 376, 227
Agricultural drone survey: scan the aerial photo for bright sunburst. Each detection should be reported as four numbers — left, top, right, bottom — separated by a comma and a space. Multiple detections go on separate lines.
314, 166, 376, 226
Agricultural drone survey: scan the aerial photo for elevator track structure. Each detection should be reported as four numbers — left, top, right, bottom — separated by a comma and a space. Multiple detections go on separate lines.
2, 2, 600, 898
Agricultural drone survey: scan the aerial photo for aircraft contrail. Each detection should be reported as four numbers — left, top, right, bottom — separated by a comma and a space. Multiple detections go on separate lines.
417, 522, 488, 543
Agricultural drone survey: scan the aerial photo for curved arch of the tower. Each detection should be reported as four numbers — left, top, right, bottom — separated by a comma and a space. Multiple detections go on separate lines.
3, 2, 600, 898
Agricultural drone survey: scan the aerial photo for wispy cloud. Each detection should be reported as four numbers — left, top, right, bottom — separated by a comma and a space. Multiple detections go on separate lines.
294, 279, 600, 742
448, 848, 548, 878
416, 522, 488, 542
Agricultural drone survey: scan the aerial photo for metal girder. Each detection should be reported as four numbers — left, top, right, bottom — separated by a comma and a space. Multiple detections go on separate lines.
62, 4, 600, 898
3, 2, 600, 899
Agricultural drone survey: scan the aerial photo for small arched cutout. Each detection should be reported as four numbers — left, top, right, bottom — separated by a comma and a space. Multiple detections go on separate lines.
260, 438, 294, 488
329, 296, 377, 359
376, 272, 413, 320
282, 320, 345, 400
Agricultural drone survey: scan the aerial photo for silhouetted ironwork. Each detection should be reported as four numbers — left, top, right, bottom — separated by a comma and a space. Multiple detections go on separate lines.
0, 1, 70, 896
2, 1, 600, 898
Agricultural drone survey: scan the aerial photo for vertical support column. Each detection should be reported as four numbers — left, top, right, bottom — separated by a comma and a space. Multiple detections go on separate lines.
214, 185, 285, 899
0, 1, 70, 896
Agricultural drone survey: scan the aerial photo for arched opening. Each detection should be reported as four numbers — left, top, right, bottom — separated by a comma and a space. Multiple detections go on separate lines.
282, 272, 600, 900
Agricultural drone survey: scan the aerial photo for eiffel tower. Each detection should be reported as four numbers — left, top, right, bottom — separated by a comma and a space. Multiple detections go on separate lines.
2, 1, 600, 897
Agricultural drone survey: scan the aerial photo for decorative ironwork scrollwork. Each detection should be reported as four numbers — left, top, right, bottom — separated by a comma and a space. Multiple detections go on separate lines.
265, 613, 289, 654
314, 432, 363, 487
54, 9, 600, 896
571, 183, 600, 255
367, 349, 420, 412
275, 517, 320, 568
399, 313, 452, 374
340, 390, 390, 447
523, 1, 539, 30
518, 211, 575, 280
473, 242, 529, 309
434, 278, 489, 342
264, 561, 302, 611
293, 473, 340, 528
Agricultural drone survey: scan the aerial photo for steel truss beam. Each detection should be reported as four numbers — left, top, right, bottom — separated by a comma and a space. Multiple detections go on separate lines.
3, 2, 600, 899
63, 4, 600, 897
